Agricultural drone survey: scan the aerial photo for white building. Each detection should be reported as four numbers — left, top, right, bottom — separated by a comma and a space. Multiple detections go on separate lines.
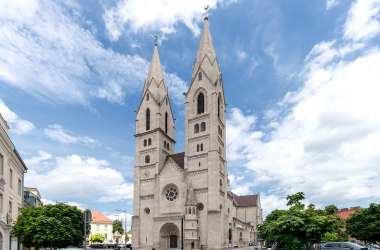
90, 210, 113, 243
0, 113, 28, 250
132, 17, 263, 249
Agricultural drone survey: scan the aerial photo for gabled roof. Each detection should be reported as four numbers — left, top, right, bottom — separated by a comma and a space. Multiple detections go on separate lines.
166, 152, 185, 169
91, 210, 112, 223
229, 191, 258, 207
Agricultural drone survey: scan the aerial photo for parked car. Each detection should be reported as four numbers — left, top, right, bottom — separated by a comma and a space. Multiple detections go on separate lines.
320, 242, 368, 250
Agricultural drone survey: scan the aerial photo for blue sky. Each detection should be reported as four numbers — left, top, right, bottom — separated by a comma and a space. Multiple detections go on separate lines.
1, 0, 380, 227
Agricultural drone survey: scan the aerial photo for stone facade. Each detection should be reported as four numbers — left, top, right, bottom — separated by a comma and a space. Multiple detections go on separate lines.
0, 113, 28, 250
132, 18, 263, 249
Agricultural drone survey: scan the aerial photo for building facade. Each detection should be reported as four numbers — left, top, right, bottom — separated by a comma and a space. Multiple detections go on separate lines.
90, 210, 113, 243
0, 113, 28, 250
23, 187, 43, 208
132, 17, 263, 249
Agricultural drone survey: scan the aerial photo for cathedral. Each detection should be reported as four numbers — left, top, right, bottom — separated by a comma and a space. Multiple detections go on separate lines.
131, 17, 263, 249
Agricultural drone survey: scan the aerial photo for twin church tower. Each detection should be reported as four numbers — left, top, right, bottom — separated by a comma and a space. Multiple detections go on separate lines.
132, 17, 262, 249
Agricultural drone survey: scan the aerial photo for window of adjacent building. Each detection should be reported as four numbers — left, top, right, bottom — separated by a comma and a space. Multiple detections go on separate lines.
146, 108, 150, 131
194, 124, 199, 133
197, 93, 205, 114
96, 225, 99, 230
0, 193, 3, 213
218, 95, 221, 118
18, 179, 22, 196
0, 153, 3, 176
105, 233, 107, 239
9, 169, 13, 188
165, 112, 168, 134
145, 155, 150, 164
200, 122, 206, 132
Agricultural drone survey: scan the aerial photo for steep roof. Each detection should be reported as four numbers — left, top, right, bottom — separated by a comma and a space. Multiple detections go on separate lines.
192, 17, 218, 78
337, 207, 360, 220
144, 44, 165, 94
229, 192, 258, 207
186, 181, 197, 206
167, 152, 185, 169
91, 210, 112, 223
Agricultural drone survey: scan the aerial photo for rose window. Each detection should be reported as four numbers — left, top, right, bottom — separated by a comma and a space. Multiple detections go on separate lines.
165, 187, 178, 201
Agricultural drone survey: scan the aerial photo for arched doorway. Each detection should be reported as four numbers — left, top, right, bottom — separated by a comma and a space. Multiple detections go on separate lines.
159, 223, 180, 248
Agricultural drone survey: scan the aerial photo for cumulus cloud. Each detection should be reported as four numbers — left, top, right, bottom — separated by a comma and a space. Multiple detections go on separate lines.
0, 0, 186, 106
25, 150, 52, 167
26, 154, 133, 203
226, 0, 380, 211
44, 124, 99, 146
0, 99, 35, 135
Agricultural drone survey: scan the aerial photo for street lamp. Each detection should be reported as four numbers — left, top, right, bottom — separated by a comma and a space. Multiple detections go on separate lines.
114, 209, 127, 243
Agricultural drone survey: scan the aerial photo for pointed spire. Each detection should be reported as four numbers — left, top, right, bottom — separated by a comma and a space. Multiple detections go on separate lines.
144, 44, 164, 93
186, 181, 197, 206
192, 17, 217, 77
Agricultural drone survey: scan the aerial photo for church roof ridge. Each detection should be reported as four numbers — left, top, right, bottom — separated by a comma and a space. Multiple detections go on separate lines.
165, 152, 185, 169
229, 191, 259, 207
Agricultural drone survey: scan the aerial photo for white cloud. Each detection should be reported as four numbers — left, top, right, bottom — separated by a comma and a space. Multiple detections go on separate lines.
0, 0, 186, 106
26, 154, 133, 203
226, 0, 380, 212
326, 0, 341, 10
343, 0, 380, 42
103, 0, 216, 41
0, 99, 35, 135
41, 198, 86, 210
44, 124, 99, 146
25, 150, 52, 167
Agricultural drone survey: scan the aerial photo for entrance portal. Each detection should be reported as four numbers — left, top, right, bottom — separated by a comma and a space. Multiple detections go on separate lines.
160, 223, 180, 248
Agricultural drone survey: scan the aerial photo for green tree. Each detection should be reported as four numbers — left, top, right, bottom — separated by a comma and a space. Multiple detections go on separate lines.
258, 192, 344, 250
11, 203, 83, 248
113, 220, 124, 234
90, 233, 106, 243
346, 203, 380, 244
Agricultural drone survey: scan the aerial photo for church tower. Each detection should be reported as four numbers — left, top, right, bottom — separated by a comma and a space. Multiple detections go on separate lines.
184, 16, 228, 249
132, 42, 175, 247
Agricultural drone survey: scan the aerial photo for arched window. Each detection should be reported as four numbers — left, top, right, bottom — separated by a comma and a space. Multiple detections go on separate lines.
165, 112, 168, 134
200, 144, 203, 151
197, 144, 200, 152
164, 141, 167, 148
192, 207, 195, 214
194, 124, 199, 133
166, 97, 168, 105
198, 72, 202, 81
218, 95, 221, 118
144, 139, 147, 147
200, 122, 206, 132
148, 138, 152, 146
188, 207, 191, 214
219, 146, 222, 155
220, 179, 223, 187
147, 93, 149, 101
197, 93, 205, 114
146, 108, 150, 131
167, 143, 170, 150
145, 155, 150, 164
